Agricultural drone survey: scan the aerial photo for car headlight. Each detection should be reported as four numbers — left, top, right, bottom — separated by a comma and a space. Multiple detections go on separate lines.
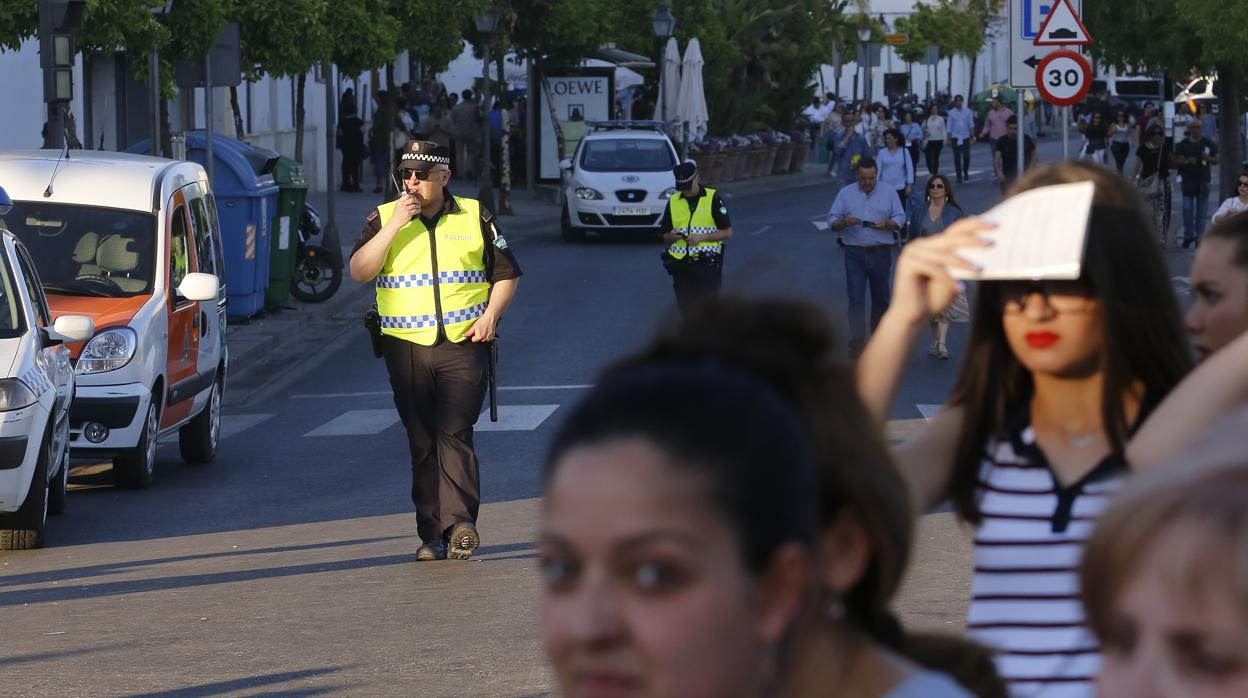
574, 187, 604, 200
659, 188, 678, 200
0, 378, 37, 411
76, 327, 137, 375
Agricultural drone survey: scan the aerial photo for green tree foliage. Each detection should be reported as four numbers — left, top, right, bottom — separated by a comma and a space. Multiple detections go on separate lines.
0, 0, 37, 52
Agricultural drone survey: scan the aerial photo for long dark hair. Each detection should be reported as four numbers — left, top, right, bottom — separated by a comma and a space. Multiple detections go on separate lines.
546, 359, 819, 574
1206, 201, 1248, 272
946, 162, 1192, 524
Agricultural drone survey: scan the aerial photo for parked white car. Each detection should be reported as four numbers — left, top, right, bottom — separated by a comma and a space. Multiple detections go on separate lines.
559, 121, 680, 242
0, 187, 94, 549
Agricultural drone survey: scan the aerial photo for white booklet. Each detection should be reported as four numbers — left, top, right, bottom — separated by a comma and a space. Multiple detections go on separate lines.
951, 180, 1096, 280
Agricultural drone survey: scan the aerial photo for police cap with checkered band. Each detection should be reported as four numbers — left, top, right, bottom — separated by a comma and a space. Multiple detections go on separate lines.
398, 140, 452, 173
673, 161, 699, 191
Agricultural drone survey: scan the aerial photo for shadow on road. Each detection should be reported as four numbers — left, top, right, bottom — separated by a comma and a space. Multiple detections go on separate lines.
124, 667, 349, 698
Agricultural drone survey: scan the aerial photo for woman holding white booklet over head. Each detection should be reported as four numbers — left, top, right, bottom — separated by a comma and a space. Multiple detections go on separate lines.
854, 161, 1211, 696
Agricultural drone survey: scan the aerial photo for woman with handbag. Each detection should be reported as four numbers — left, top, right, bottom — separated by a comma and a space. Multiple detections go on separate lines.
903, 174, 966, 360
1133, 125, 1171, 246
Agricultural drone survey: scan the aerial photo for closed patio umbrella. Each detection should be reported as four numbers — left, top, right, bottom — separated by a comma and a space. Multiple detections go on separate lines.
654, 37, 682, 130
674, 38, 709, 145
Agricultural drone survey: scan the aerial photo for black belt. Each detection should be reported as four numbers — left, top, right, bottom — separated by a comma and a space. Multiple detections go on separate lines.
850, 244, 893, 253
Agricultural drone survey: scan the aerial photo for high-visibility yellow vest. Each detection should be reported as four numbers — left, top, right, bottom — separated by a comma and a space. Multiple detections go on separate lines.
666, 187, 724, 260
374, 196, 490, 345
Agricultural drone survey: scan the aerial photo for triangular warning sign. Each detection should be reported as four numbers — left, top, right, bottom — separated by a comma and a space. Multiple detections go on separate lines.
1034, 0, 1091, 45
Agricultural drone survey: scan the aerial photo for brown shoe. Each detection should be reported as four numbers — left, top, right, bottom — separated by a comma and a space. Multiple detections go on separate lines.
446, 522, 481, 561
416, 540, 447, 561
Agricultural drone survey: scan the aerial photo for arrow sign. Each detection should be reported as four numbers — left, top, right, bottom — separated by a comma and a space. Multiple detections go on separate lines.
1023, 55, 1041, 69
1034, 0, 1092, 46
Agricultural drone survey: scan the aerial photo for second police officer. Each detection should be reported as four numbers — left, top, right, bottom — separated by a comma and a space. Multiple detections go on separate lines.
659, 161, 733, 317
349, 140, 521, 562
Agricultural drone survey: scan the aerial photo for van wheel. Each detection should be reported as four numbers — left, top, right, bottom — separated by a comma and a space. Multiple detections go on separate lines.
114, 400, 158, 489
0, 432, 51, 550
179, 377, 221, 465
561, 205, 585, 243
47, 427, 69, 517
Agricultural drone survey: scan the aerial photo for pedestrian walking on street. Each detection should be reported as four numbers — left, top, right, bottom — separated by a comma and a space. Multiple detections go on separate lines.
1209, 170, 1248, 225
1132, 125, 1172, 245
1080, 111, 1109, 166
627, 298, 1003, 698
978, 97, 1013, 149
1184, 211, 1248, 362
1108, 111, 1133, 175
946, 95, 975, 183
904, 174, 966, 360
1081, 431, 1248, 698
831, 112, 872, 183
450, 89, 482, 180
992, 116, 1036, 194
540, 357, 816, 698
659, 161, 733, 318
335, 102, 366, 192
923, 103, 948, 176
348, 140, 521, 562
856, 161, 1193, 695
877, 129, 915, 209
900, 111, 924, 179
1172, 119, 1220, 248
827, 157, 906, 358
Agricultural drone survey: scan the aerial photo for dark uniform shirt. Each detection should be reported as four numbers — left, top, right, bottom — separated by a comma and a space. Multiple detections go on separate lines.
352, 187, 522, 283
658, 187, 733, 234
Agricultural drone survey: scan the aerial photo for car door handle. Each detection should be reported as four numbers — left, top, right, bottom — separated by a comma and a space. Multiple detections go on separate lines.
192, 312, 201, 329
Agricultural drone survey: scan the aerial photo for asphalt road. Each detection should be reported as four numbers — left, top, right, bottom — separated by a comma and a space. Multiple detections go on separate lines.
1, 137, 1202, 697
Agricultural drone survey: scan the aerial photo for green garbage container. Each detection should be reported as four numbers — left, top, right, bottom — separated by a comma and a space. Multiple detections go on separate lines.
266, 155, 308, 309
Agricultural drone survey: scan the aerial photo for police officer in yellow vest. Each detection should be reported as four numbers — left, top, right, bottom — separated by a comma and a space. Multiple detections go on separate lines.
349, 140, 521, 561
660, 161, 733, 317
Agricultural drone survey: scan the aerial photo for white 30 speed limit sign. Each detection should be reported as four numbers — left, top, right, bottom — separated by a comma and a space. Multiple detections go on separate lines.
1035, 50, 1092, 106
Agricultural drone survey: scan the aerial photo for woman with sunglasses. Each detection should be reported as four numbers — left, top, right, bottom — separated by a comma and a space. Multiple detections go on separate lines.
1108, 111, 1133, 175
904, 174, 966, 360
856, 161, 1197, 695
1209, 171, 1248, 225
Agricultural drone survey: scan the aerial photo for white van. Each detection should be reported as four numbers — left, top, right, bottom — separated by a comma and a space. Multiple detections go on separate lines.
0, 151, 226, 489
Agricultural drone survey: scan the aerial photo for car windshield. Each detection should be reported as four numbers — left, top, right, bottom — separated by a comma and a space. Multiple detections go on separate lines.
579, 138, 676, 172
0, 245, 24, 339
1, 201, 156, 298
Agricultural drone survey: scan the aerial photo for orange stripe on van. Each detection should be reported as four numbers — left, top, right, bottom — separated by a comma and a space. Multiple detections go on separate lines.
49, 294, 150, 359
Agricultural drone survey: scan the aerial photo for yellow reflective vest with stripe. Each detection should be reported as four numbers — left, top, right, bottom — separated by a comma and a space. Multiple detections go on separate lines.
666, 187, 723, 260
374, 196, 490, 345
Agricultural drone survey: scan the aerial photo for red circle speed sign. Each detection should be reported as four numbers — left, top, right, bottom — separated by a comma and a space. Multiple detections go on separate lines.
1036, 50, 1092, 106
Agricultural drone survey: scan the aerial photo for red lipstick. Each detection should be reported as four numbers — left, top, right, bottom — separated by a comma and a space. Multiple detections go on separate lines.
1025, 331, 1060, 348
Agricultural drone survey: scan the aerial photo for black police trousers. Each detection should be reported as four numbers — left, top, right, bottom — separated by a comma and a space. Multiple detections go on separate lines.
381, 334, 489, 544
671, 262, 722, 319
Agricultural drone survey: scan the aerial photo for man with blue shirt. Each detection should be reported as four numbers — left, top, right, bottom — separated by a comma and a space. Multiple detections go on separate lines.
946, 95, 975, 183
828, 157, 907, 357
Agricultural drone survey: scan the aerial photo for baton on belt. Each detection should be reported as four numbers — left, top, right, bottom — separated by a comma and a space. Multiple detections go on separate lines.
488, 337, 499, 422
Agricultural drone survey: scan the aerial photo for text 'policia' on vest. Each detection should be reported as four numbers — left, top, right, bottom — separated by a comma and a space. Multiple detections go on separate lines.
374, 195, 490, 346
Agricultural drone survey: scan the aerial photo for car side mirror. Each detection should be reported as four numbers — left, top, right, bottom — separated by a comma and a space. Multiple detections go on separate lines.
177, 272, 219, 302
48, 315, 94, 344
559, 158, 572, 172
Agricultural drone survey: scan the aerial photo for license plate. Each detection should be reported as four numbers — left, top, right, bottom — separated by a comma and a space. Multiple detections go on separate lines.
612, 206, 650, 216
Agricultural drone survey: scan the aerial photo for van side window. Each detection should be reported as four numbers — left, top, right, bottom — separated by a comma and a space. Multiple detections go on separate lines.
205, 194, 227, 288
188, 196, 216, 277
170, 206, 191, 294
15, 247, 51, 327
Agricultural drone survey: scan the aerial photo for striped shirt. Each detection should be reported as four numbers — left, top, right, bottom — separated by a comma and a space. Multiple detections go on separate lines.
967, 411, 1126, 698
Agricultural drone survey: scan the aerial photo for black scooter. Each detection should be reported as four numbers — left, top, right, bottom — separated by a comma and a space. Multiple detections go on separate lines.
291, 202, 343, 303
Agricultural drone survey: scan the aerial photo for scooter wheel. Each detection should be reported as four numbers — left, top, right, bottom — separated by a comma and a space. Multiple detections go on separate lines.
291, 246, 343, 303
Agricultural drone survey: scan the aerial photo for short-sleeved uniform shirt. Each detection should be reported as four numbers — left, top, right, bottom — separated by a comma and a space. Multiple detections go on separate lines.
658, 187, 732, 235
352, 187, 522, 284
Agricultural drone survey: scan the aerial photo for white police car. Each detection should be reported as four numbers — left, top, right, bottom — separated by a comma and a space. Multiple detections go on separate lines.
0, 186, 94, 550
559, 121, 680, 242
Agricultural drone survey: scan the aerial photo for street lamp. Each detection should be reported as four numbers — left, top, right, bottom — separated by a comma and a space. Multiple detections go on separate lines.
476, 4, 501, 212
857, 23, 871, 106
652, 3, 676, 126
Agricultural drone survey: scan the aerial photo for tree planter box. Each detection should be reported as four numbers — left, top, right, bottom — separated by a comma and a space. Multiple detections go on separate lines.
759, 144, 779, 177
772, 142, 794, 174
721, 149, 743, 182
789, 140, 810, 172
699, 152, 723, 184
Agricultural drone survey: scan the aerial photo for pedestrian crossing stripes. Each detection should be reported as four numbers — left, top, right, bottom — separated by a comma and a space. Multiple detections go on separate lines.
304, 409, 401, 437
475, 405, 560, 432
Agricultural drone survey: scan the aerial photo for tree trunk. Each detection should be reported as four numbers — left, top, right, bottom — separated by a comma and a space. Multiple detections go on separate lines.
946, 56, 952, 97
229, 85, 246, 140
968, 55, 978, 102
384, 62, 398, 198
1216, 63, 1241, 204
294, 73, 306, 163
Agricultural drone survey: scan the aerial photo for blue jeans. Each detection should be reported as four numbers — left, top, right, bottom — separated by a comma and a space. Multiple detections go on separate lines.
844, 245, 893, 346
1182, 182, 1210, 243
